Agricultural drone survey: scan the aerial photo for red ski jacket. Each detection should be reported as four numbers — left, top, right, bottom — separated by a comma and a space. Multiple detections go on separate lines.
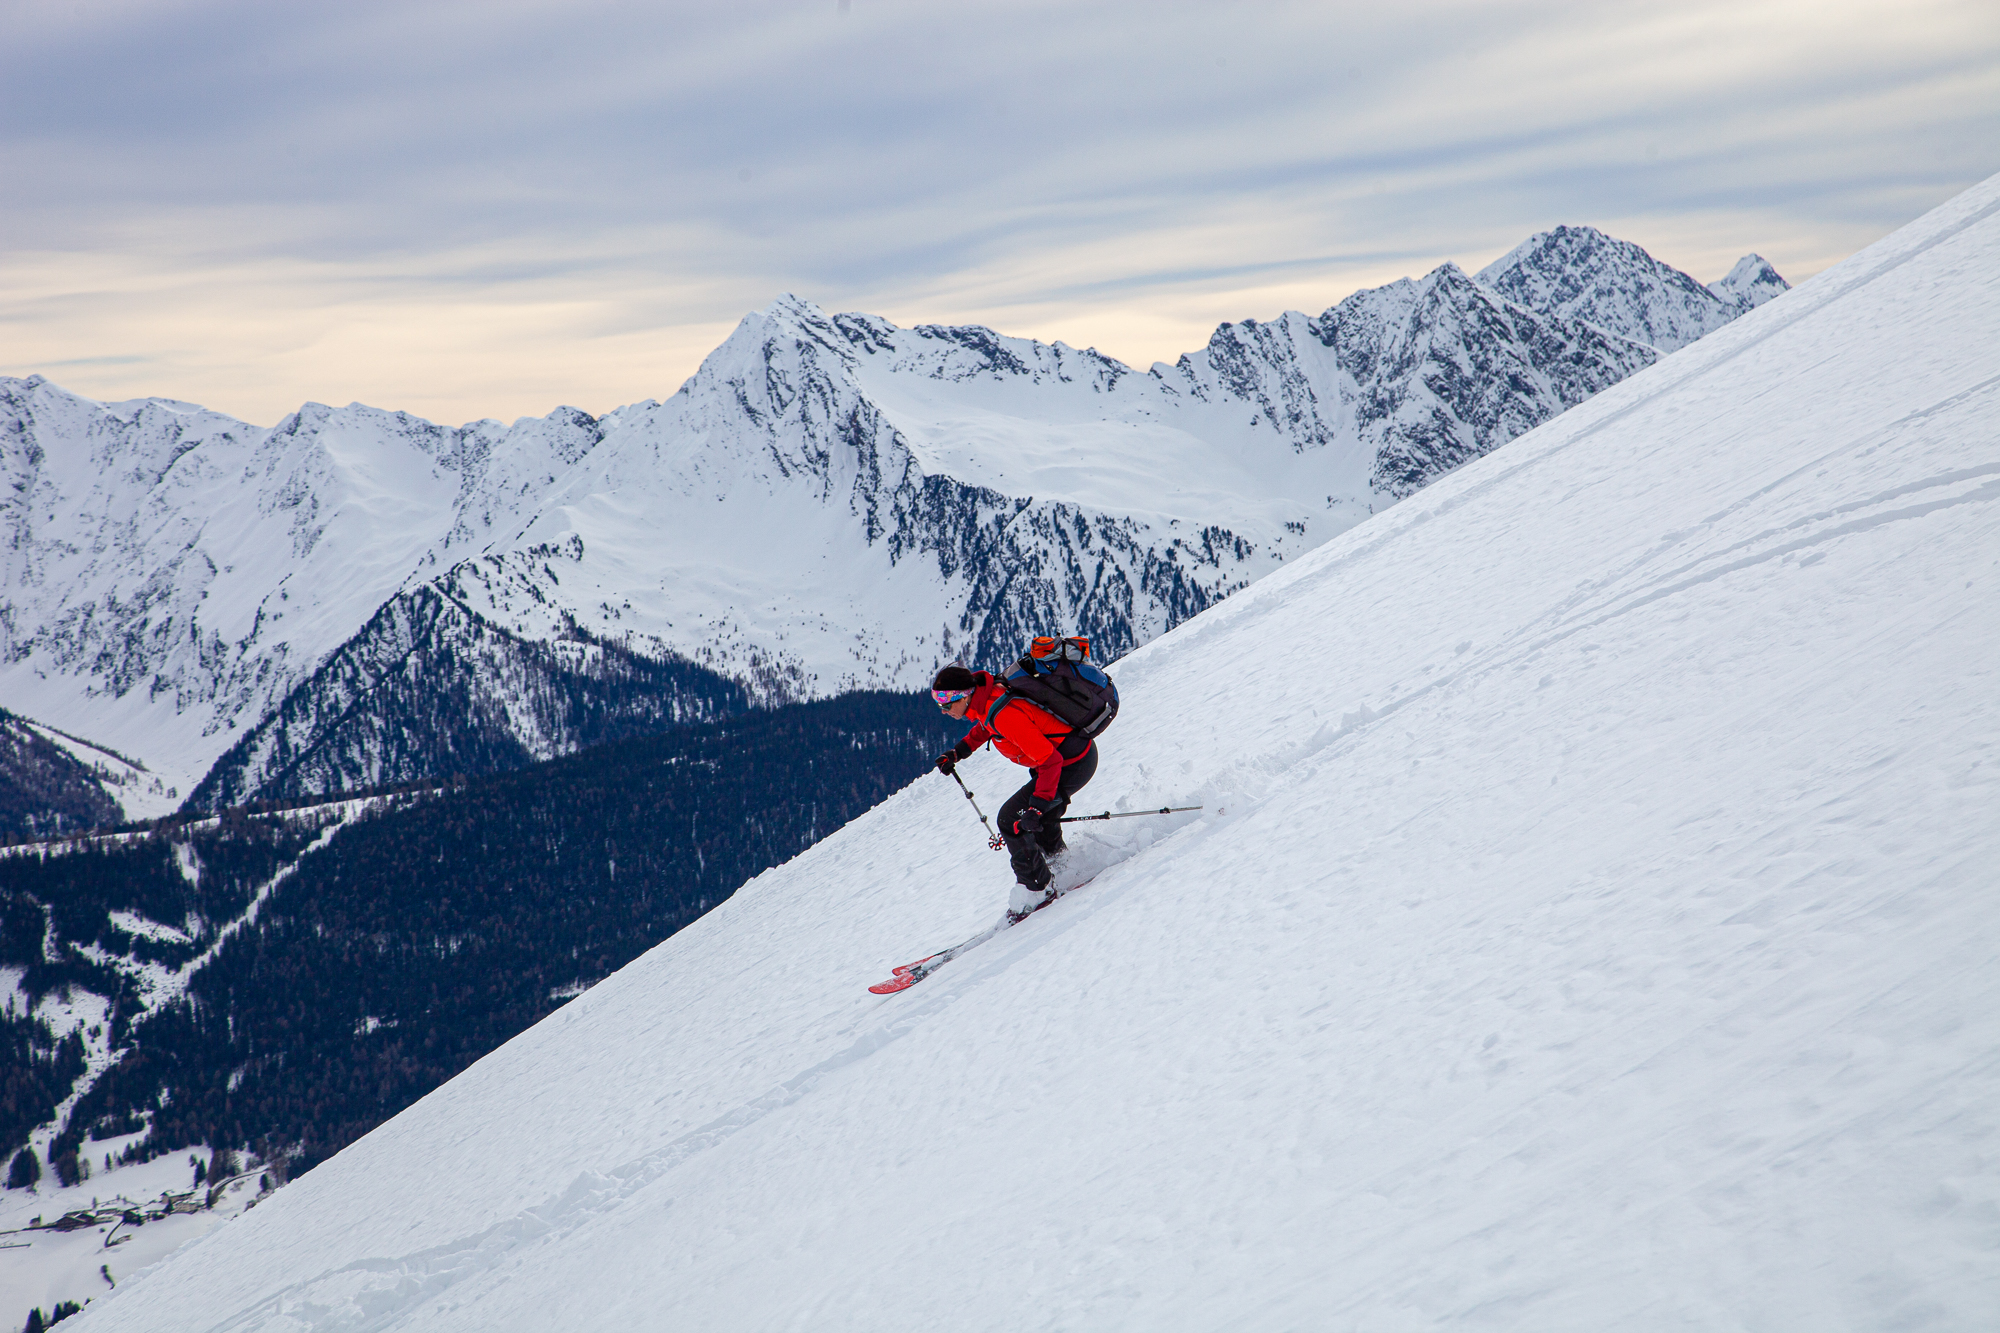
959, 675, 1091, 800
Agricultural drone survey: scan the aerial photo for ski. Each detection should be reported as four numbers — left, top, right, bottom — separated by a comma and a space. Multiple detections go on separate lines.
867, 882, 1075, 995
866, 928, 999, 995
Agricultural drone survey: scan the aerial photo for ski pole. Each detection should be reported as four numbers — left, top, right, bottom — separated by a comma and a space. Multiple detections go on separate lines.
950, 770, 1005, 850
1058, 805, 1202, 824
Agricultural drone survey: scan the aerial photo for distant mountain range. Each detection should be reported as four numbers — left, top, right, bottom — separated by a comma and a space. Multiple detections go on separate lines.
0, 227, 1786, 821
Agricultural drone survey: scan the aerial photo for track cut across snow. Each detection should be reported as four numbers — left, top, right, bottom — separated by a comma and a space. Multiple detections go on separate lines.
72, 175, 2000, 1333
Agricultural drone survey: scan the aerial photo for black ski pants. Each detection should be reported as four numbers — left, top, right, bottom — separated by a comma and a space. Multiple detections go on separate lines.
997, 743, 1098, 891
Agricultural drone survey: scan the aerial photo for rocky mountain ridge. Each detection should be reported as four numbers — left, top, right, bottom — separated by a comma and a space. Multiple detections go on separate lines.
1, 226, 1785, 815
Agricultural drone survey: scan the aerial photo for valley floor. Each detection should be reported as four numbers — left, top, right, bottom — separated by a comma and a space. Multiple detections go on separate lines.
0, 1136, 271, 1327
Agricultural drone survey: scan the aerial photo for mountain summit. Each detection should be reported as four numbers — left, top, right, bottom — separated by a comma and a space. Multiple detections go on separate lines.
75, 176, 1999, 1331
1476, 223, 1775, 352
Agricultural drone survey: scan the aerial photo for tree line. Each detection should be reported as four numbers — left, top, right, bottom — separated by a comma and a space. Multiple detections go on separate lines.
10, 691, 960, 1184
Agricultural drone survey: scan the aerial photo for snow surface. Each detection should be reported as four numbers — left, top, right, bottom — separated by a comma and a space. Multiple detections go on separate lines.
58, 174, 2000, 1328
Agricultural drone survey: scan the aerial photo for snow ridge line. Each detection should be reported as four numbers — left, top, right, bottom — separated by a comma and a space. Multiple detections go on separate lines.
1155, 446, 2000, 805
1266, 465, 2000, 785
1548, 475, 2000, 646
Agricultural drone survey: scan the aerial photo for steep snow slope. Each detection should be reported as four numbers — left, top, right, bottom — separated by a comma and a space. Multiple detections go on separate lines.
73, 174, 2000, 1331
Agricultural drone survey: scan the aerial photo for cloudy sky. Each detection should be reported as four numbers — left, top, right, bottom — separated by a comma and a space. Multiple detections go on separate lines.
3, 0, 1995, 426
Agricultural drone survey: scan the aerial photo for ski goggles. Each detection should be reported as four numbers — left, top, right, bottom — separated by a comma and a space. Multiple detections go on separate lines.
931, 688, 974, 708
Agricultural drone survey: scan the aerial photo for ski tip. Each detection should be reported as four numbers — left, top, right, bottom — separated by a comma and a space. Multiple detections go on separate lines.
868, 974, 918, 995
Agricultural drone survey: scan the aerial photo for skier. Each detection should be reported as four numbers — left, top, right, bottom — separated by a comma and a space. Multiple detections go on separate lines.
931, 663, 1099, 921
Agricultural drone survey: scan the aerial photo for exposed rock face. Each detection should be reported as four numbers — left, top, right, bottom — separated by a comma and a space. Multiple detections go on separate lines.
1311, 263, 1659, 497
1476, 224, 1787, 353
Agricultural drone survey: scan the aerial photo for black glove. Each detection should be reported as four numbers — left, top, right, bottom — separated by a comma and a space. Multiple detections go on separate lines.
1012, 805, 1045, 836
935, 740, 974, 776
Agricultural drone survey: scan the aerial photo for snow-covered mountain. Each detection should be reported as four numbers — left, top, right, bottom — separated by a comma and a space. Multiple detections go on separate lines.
0, 385, 601, 798
2, 232, 1778, 815
1708, 251, 1790, 312
1479, 223, 1753, 352
65, 171, 1995, 1333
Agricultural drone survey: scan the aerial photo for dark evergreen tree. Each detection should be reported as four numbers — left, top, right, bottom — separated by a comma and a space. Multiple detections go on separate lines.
0, 1017, 81, 1165
5, 1146, 38, 1189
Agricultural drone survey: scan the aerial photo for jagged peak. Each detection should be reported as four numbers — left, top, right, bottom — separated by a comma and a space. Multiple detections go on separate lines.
1476, 223, 1613, 276
1474, 224, 1696, 294
1316, 260, 1482, 329
1473, 224, 1742, 353
758, 291, 830, 322
1708, 254, 1790, 311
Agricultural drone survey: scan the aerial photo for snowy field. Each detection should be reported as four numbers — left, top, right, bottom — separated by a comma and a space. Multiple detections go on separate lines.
68, 176, 2000, 1330
0, 1138, 268, 1326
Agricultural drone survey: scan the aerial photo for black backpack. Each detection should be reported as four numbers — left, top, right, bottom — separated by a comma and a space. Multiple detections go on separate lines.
996, 636, 1120, 744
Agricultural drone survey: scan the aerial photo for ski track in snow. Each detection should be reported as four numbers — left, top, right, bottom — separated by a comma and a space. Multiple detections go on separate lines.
69, 176, 2000, 1331
186, 838, 1179, 1333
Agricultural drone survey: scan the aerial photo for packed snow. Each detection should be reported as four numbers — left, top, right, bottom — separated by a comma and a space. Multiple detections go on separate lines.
60, 173, 2000, 1330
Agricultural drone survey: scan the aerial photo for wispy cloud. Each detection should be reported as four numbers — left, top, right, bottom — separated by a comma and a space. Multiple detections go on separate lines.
1, 0, 1994, 424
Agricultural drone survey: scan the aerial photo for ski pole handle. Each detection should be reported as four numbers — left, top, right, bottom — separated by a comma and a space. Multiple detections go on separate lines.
1057, 805, 1203, 824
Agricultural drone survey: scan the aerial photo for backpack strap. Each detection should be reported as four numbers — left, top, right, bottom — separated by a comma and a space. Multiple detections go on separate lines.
989, 692, 1093, 761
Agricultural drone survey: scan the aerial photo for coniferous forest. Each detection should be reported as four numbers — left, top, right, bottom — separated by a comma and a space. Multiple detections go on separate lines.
0, 708, 123, 841
4, 691, 963, 1182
